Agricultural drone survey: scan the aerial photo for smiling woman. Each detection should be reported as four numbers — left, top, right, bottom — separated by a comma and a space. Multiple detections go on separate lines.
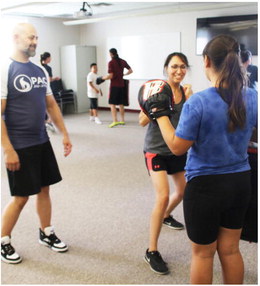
138, 52, 193, 275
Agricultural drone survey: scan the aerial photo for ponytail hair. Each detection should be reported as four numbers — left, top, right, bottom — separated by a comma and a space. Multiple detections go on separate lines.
203, 35, 247, 132
40, 52, 51, 65
109, 48, 121, 67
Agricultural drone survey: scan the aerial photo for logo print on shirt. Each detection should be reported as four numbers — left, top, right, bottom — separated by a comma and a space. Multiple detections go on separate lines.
14, 74, 32, 92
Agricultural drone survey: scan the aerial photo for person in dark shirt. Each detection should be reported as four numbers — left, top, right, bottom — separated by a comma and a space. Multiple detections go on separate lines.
102, 48, 133, 128
40, 52, 60, 82
240, 50, 258, 91
40, 52, 61, 131
1, 23, 72, 264
240, 50, 258, 244
139, 52, 193, 275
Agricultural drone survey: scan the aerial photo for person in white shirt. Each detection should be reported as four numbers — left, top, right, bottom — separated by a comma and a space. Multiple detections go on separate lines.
87, 63, 102, 124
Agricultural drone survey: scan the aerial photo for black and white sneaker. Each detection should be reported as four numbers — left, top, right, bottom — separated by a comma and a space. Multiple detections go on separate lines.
144, 249, 169, 275
39, 226, 68, 252
163, 215, 184, 230
1, 236, 22, 264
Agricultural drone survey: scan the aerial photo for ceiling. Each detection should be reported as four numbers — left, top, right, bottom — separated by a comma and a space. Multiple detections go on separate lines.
1, 2, 174, 19
1, 1, 256, 25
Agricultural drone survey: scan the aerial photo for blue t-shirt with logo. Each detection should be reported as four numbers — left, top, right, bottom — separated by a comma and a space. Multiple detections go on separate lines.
175, 87, 257, 182
1, 59, 52, 149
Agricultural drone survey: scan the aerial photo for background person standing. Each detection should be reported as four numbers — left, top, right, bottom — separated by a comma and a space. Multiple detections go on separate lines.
87, 63, 102, 124
40, 51, 60, 132
240, 49, 258, 91
102, 48, 133, 128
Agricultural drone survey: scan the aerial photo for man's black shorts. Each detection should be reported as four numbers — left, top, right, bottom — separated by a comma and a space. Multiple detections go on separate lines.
7, 141, 62, 197
183, 171, 251, 245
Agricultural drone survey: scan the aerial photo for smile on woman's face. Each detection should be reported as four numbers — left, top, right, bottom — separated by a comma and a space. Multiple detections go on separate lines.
166, 56, 187, 84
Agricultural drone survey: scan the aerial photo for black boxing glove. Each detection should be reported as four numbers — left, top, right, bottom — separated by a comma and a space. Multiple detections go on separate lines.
96, 76, 105, 85
147, 93, 174, 120
138, 79, 174, 120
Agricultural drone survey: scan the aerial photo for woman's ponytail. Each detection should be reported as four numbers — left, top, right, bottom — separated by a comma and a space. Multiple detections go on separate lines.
203, 35, 247, 132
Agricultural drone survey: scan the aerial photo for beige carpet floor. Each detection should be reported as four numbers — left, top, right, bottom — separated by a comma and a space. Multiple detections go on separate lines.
1, 110, 258, 285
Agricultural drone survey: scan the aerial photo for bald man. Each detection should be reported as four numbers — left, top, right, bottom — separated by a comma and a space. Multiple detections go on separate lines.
1, 23, 72, 264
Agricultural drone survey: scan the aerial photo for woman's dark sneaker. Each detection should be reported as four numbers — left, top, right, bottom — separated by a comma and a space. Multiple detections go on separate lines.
163, 215, 184, 230
144, 249, 169, 275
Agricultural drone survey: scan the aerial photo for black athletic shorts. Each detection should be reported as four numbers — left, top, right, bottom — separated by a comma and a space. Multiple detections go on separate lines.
144, 152, 187, 175
183, 171, 251, 245
89, 98, 98, 109
7, 141, 62, 197
109, 87, 124, 105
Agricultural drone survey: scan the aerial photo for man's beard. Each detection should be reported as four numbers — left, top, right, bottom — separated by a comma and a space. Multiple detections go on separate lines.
24, 46, 36, 57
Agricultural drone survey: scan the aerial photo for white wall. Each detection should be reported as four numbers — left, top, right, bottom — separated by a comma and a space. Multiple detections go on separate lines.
79, 3, 258, 110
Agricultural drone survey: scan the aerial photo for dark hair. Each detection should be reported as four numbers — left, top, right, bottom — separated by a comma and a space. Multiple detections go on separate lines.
90, 63, 97, 68
240, 50, 252, 63
203, 34, 247, 132
109, 48, 118, 58
163, 52, 190, 69
109, 48, 121, 66
40, 52, 51, 65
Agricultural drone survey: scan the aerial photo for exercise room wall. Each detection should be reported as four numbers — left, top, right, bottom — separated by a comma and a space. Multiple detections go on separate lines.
107, 33, 181, 79
80, 3, 257, 110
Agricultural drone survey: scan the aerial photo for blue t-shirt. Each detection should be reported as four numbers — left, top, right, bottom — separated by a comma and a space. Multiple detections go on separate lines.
175, 87, 257, 182
1, 59, 52, 149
